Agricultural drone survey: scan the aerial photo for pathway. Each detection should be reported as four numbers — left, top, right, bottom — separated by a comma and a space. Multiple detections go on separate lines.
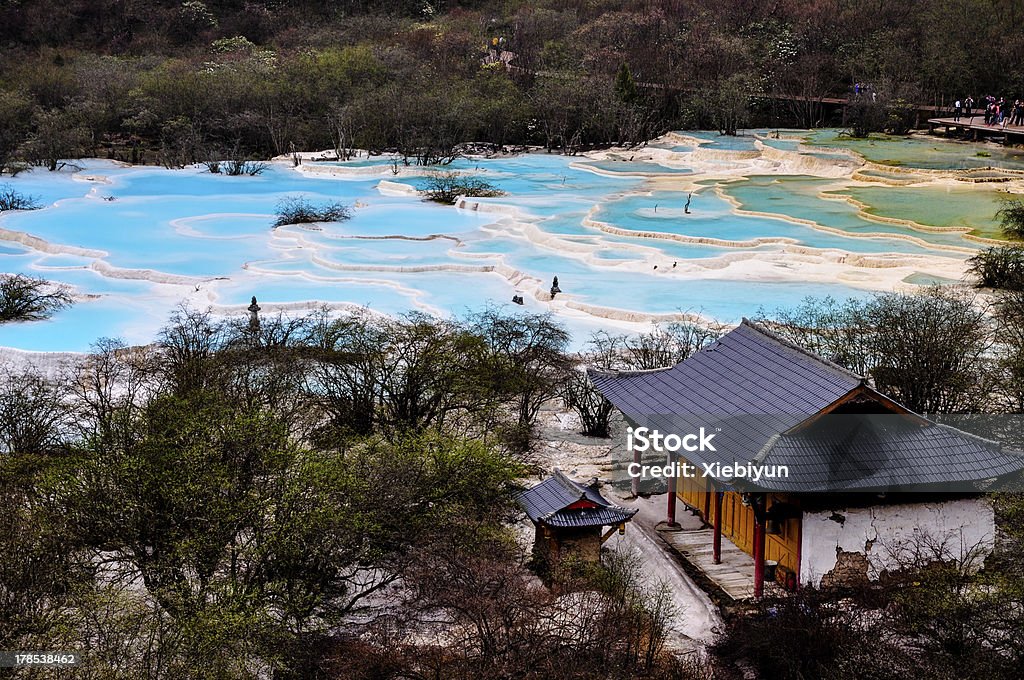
659, 528, 756, 601
604, 494, 722, 653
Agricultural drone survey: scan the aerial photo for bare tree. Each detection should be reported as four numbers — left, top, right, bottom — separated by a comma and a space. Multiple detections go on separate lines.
561, 366, 615, 438
0, 274, 72, 323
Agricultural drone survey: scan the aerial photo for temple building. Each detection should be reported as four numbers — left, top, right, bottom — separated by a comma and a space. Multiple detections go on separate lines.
518, 470, 637, 574
589, 320, 1024, 597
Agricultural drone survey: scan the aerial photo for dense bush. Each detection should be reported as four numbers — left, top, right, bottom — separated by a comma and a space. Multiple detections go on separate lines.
713, 587, 910, 679
715, 550, 1024, 680
423, 171, 504, 204
997, 198, 1024, 240
968, 245, 1024, 290
273, 196, 351, 227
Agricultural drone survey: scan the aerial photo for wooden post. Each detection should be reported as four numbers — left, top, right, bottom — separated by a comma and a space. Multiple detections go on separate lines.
601, 524, 623, 544
753, 510, 766, 599
631, 441, 640, 497
666, 453, 677, 526
713, 491, 723, 565
794, 513, 803, 592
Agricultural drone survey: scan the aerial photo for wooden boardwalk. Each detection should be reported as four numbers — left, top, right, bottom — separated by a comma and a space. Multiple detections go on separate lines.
928, 116, 1024, 143
659, 527, 757, 601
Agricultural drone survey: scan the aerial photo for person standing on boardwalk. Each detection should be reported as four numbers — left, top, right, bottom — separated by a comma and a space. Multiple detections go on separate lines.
954, 99, 962, 122
965, 96, 974, 120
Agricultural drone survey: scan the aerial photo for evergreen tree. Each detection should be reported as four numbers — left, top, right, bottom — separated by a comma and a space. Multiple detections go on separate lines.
614, 63, 638, 104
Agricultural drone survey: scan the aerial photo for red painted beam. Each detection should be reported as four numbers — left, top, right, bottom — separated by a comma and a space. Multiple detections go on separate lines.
713, 491, 723, 565
666, 454, 677, 526
753, 514, 766, 599
794, 511, 803, 591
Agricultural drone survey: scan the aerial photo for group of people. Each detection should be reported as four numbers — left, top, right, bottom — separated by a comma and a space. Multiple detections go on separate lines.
853, 82, 878, 102
953, 95, 1024, 126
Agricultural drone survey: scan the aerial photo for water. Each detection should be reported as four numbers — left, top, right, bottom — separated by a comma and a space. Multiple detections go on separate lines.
0, 132, 992, 352
803, 129, 1024, 170
839, 185, 1005, 238
720, 176, 980, 249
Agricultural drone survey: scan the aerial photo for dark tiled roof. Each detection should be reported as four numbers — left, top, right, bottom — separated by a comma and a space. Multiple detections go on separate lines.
753, 417, 1024, 492
588, 320, 1024, 492
517, 470, 637, 528
587, 320, 863, 467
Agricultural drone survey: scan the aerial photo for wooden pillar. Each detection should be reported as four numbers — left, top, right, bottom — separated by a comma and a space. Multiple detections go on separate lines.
666, 453, 678, 526
713, 490, 723, 565
794, 513, 803, 592
630, 442, 640, 497
753, 510, 766, 599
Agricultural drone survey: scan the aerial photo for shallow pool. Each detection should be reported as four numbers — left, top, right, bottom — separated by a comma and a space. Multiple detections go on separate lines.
0, 134, 992, 352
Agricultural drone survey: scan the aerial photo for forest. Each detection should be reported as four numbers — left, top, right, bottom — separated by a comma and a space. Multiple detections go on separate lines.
8, 2, 1024, 678
3, 0, 1024, 169
4, 289, 1024, 678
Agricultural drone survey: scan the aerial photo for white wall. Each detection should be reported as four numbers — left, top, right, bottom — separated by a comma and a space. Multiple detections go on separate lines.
799, 497, 995, 587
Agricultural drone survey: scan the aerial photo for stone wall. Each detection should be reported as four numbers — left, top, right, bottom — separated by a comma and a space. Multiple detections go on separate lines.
800, 496, 995, 587
533, 525, 603, 572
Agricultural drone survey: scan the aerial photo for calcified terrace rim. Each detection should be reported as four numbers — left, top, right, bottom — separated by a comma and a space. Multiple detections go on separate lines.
0, 132, 1011, 353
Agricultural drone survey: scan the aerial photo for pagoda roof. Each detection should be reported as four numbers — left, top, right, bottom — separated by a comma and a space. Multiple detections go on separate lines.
517, 470, 637, 528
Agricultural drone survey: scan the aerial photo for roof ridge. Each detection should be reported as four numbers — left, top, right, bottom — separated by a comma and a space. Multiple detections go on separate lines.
586, 365, 675, 378
930, 420, 1011, 452
552, 468, 590, 501
752, 432, 782, 465
740, 318, 865, 381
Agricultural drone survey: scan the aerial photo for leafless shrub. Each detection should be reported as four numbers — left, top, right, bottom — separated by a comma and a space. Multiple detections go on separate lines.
0, 274, 72, 322
0, 183, 41, 211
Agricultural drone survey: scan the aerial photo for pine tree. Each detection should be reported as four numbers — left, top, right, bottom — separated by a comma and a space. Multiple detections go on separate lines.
614, 63, 638, 104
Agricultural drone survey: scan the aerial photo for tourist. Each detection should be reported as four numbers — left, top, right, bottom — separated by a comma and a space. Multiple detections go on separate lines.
965, 95, 974, 119
954, 99, 961, 122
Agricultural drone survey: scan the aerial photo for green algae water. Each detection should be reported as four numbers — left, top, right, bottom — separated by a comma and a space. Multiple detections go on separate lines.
834, 185, 1006, 238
